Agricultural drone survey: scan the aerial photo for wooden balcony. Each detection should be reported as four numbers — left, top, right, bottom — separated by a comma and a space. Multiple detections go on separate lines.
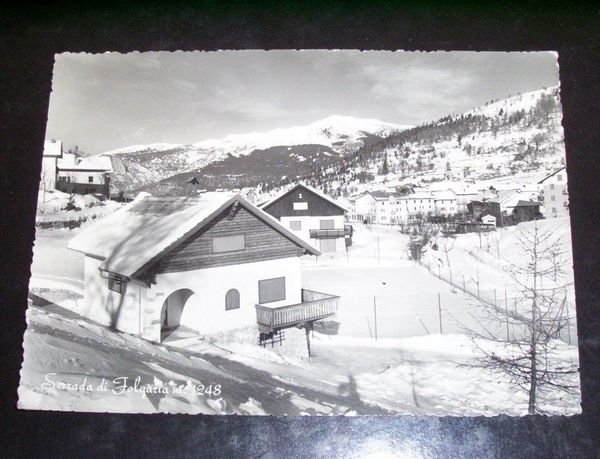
309, 225, 353, 239
255, 288, 340, 332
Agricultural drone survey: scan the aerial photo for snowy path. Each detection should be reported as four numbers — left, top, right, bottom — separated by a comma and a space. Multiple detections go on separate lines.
21, 305, 392, 415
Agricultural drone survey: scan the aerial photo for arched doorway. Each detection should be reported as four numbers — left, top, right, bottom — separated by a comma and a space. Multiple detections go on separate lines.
160, 288, 195, 340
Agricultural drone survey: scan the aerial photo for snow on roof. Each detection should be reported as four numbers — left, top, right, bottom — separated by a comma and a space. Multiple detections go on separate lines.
538, 166, 566, 184
369, 190, 396, 200
432, 190, 457, 200
262, 183, 348, 212
510, 200, 541, 208
43, 140, 62, 157
399, 192, 434, 200
494, 189, 520, 204
68, 192, 319, 278
58, 153, 112, 171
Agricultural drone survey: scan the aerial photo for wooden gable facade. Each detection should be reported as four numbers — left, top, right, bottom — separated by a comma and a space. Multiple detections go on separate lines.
149, 204, 304, 274
262, 185, 345, 219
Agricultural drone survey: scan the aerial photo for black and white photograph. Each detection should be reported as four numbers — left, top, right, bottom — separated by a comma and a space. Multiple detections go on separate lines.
18, 50, 580, 416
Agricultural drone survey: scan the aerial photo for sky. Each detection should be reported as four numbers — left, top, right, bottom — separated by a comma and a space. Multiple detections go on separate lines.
45, 50, 559, 155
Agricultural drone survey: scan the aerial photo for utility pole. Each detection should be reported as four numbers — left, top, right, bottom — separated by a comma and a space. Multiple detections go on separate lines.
438, 292, 443, 334
373, 295, 378, 341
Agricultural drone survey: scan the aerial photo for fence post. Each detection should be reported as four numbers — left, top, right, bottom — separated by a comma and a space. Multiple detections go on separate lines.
504, 289, 509, 342
494, 289, 497, 307
373, 295, 378, 341
463, 275, 466, 292
438, 292, 443, 334
438, 265, 441, 279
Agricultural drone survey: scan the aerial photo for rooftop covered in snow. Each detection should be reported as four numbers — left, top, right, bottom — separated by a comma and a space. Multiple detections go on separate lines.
58, 153, 112, 172
68, 192, 319, 279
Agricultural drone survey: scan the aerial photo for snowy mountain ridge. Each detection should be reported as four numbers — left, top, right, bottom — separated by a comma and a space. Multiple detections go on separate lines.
104, 115, 408, 193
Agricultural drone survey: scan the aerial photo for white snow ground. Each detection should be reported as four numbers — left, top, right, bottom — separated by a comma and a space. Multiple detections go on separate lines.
19, 220, 580, 415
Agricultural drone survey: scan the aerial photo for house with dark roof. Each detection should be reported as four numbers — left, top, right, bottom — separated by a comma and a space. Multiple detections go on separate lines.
68, 192, 339, 342
260, 183, 351, 253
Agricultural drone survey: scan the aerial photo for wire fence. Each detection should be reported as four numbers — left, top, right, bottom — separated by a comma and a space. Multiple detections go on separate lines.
416, 258, 577, 346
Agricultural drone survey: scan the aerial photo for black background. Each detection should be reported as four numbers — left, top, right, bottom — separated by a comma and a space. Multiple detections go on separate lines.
1, 2, 599, 457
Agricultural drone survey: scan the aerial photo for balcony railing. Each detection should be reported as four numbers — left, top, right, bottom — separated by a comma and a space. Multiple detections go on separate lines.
309, 225, 353, 239
255, 288, 340, 332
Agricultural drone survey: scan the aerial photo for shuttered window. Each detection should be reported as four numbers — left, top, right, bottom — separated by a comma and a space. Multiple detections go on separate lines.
319, 219, 335, 229
258, 277, 286, 304
212, 234, 245, 253
225, 289, 240, 310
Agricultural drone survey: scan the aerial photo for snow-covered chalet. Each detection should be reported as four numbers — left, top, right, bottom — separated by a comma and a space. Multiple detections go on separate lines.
259, 183, 352, 253
68, 192, 340, 342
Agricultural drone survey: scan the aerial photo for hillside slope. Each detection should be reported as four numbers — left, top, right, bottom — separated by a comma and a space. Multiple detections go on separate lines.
319, 86, 565, 195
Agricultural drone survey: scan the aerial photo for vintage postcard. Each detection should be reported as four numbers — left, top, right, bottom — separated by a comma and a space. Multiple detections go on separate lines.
19, 50, 580, 415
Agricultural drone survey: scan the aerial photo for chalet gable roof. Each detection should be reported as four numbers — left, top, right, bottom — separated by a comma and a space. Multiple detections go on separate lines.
68, 192, 319, 278
261, 183, 348, 213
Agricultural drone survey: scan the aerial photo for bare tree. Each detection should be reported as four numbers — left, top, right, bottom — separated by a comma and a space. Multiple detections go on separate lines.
470, 221, 578, 414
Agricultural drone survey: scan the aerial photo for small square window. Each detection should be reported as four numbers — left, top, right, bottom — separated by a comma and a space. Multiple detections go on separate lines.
88, 176, 94, 183
290, 220, 302, 231
259, 277, 286, 304
293, 202, 308, 210
557, 174, 562, 181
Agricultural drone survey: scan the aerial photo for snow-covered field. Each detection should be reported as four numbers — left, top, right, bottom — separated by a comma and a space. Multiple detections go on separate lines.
19, 220, 580, 415
19, 303, 579, 415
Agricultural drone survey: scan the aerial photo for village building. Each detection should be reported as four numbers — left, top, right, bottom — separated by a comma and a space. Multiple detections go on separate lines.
467, 199, 502, 224
348, 192, 377, 223
365, 191, 416, 225
56, 153, 112, 197
453, 188, 482, 215
40, 139, 63, 192
260, 183, 351, 253
538, 166, 569, 218
68, 193, 339, 343
432, 189, 459, 217
481, 214, 497, 227
400, 192, 436, 221
468, 189, 541, 227
508, 200, 542, 224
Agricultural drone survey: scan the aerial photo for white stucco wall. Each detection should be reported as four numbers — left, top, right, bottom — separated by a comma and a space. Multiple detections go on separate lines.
280, 215, 345, 251
82, 256, 144, 335
57, 170, 108, 184
81, 255, 304, 342
40, 156, 57, 191
543, 171, 568, 218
